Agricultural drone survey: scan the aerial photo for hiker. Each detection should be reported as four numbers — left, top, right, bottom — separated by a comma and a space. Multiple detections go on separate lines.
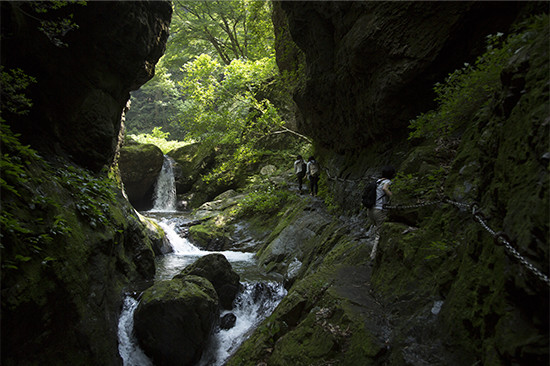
294, 155, 307, 193
306, 156, 320, 196
366, 165, 395, 259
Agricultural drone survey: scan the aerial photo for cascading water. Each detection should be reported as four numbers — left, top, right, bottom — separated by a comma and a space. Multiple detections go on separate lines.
118, 178, 287, 365
150, 155, 177, 212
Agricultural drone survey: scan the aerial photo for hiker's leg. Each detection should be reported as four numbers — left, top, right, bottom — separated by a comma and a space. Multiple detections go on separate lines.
369, 209, 387, 259
314, 177, 319, 195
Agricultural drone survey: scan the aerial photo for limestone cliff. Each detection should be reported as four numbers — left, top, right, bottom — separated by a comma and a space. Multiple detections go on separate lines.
1, 1, 171, 171
0, 2, 172, 365
225, 2, 549, 365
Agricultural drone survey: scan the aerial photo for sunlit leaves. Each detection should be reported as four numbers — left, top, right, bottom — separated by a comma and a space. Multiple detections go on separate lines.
178, 54, 280, 145
171, 0, 274, 64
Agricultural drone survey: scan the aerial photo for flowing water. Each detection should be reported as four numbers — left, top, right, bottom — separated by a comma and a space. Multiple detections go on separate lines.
150, 155, 177, 212
118, 156, 286, 366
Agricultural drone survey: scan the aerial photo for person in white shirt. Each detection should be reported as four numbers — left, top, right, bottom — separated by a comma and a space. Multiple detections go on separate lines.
368, 166, 395, 259
293, 155, 306, 193
306, 156, 320, 196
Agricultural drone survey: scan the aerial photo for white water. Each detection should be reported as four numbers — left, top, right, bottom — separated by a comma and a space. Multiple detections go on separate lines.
150, 156, 177, 212
118, 162, 286, 366
199, 281, 286, 366
118, 297, 153, 366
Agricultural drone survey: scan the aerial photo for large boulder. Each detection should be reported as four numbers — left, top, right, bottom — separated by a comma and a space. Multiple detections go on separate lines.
176, 254, 241, 309
119, 142, 164, 210
134, 276, 219, 366
170, 142, 216, 193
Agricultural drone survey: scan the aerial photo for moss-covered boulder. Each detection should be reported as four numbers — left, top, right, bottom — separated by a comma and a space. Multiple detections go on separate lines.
170, 142, 216, 193
138, 213, 172, 255
133, 275, 219, 366
176, 253, 241, 310
119, 142, 164, 210
188, 222, 233, 251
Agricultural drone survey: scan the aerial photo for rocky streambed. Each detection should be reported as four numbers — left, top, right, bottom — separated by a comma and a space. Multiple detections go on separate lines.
118, 205, 286, 366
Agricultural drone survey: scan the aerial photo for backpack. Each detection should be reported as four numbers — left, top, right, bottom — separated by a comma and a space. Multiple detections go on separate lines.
301, 162, 307, 174
309, 161, 320, 177
362, 180, 379, 208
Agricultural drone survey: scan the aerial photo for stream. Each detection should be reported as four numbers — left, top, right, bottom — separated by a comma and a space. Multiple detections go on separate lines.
117, 156, 286, 366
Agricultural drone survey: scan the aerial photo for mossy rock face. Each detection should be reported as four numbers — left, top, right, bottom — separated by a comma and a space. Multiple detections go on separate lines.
138, 213, 172, 255
169, 142, 217, 193
1, 158, 157, 366
369, 18, 550, 365
227, 204, 387, 366
134, 275, 219, 366
175, 253, 241, 310
119, 142, 164, 210
188, 222, 233, 251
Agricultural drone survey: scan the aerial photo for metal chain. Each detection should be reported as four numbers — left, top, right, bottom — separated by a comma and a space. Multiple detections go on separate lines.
384, 198, 550, 286
316, 165, 548, 285
384, 200, 442, 210
471, 207, 550, 286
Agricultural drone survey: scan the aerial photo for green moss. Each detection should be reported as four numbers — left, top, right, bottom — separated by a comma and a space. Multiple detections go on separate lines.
188, 222, 231, 248
1, 125, 158, 364
141, 275, 218, 304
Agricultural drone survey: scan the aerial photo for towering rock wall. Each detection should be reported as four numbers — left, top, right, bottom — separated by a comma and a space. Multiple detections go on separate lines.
1, 2, 172, 365
1, 1, 171, 171
278, 1, 532, 153
260, 2, 549, 365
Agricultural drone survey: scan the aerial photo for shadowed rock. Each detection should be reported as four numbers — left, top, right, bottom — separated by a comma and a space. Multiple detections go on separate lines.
176, 253, 241, 310
134, 276, 219, 366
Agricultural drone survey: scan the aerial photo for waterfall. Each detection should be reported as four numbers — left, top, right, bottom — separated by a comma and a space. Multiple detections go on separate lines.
118, 214, 285, 366
151, 155, 177, 212
198, 281, 287, 366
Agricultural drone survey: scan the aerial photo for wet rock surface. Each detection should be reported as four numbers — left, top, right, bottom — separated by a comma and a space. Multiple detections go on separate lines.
119, 141, 164, 210
134, 275, 219, 366
176, 253, 241, 310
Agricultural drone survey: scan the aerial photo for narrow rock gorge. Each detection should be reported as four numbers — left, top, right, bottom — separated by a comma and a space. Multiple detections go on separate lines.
1, 1, 547, 366
1, 2, 172, 365
225, 2, 548, 365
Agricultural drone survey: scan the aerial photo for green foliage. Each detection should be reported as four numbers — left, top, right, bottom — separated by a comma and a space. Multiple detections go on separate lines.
408, 16, 546, 141
25, 1, 87, 48
233, 180, 295, 218
129, 128, 190, 154
0, 67, 37, 115
171, 0, 274, 65
0, 122, 41, 197
0, 122, 123, 272
57, 166, 117, 229
177, 54, 281, 146
125, 0, 286, 156
125, 61, 186, 138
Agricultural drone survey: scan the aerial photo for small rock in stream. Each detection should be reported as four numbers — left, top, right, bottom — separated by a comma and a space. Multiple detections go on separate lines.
220, 313, 237, 330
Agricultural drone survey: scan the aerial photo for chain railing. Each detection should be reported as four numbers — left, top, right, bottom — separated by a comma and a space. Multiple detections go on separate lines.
317, 166, 549, 286
386, 198, 550, 286
323, 167, 372, 183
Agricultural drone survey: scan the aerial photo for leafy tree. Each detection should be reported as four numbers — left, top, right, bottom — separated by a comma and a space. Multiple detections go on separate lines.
171, 0, 274, 65
125, 0, 309, 164
125, 59, 187, 139
177, 53, 281, 144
